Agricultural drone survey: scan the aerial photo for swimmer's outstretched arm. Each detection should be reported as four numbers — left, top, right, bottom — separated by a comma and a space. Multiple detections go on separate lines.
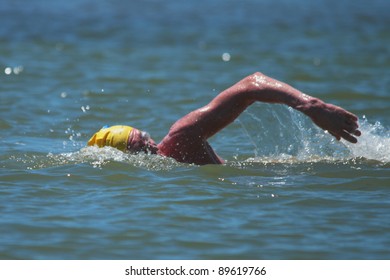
169, 72, 361, 143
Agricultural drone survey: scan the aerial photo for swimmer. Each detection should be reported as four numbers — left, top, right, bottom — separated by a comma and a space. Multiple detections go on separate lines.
88, 72, 361, 165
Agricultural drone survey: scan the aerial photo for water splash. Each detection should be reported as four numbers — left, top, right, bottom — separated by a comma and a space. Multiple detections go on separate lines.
71, 146, 181, 170
344, 116, 390, 162
239, 104, 389, 163
14, 107, 389, 171
19, 146, 181, 171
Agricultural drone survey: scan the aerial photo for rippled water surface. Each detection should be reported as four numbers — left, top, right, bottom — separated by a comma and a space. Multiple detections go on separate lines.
1, 0, 389, 259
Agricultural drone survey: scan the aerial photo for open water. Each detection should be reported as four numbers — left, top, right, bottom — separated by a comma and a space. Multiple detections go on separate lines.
1, 0, 389, 259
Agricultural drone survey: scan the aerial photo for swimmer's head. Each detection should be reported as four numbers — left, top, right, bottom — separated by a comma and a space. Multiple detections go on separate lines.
87, 125, 157, 154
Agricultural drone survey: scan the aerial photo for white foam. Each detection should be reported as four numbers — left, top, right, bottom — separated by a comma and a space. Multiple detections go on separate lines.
343, 116, 390, 162
240, 105, 389, 163
48, 146, 181, 170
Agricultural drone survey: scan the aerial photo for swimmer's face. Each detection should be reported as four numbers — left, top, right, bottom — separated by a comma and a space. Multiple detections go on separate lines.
127, 128, 158, 154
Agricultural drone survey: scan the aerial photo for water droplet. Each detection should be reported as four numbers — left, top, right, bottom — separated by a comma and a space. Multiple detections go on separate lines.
222, 52, 231, 62
4, 67, 12, 75
13, 66, 23, 74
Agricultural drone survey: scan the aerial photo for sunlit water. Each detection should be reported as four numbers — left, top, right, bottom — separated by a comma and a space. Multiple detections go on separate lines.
1, 0, 389, 259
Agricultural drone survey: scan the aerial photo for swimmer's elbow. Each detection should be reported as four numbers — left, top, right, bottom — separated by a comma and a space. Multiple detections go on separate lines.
251, 71, 265, 77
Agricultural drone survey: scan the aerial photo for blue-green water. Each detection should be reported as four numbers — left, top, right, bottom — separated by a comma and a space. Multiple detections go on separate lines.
1, 0, 389, 259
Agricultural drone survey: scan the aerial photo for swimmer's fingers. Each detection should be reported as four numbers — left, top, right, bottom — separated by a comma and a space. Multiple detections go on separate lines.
327, 114, 361, 143
344, 115, 360, 131
328, 130, 356, 143
329, 127, 361, 143
340, 130, 358, 143
354, 129, 362, 136
305, 100, 361, 143
328, 131, 341, 141
345, 115, 362, 139
323, 108, 360, 143
345, 111, 359, 122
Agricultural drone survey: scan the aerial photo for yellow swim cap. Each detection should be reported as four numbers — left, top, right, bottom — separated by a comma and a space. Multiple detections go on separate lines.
87, 125, 134, 152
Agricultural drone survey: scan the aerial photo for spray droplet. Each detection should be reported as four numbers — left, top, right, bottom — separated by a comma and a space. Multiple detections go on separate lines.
222, 52, 231, 62
4, 67, 12, 75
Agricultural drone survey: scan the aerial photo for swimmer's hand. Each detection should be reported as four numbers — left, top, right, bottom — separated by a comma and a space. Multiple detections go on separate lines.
300, 98, 361, 143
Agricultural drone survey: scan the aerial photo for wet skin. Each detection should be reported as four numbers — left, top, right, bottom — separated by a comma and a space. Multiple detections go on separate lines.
126, 72, 361, 165
127, 128, 158, 154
